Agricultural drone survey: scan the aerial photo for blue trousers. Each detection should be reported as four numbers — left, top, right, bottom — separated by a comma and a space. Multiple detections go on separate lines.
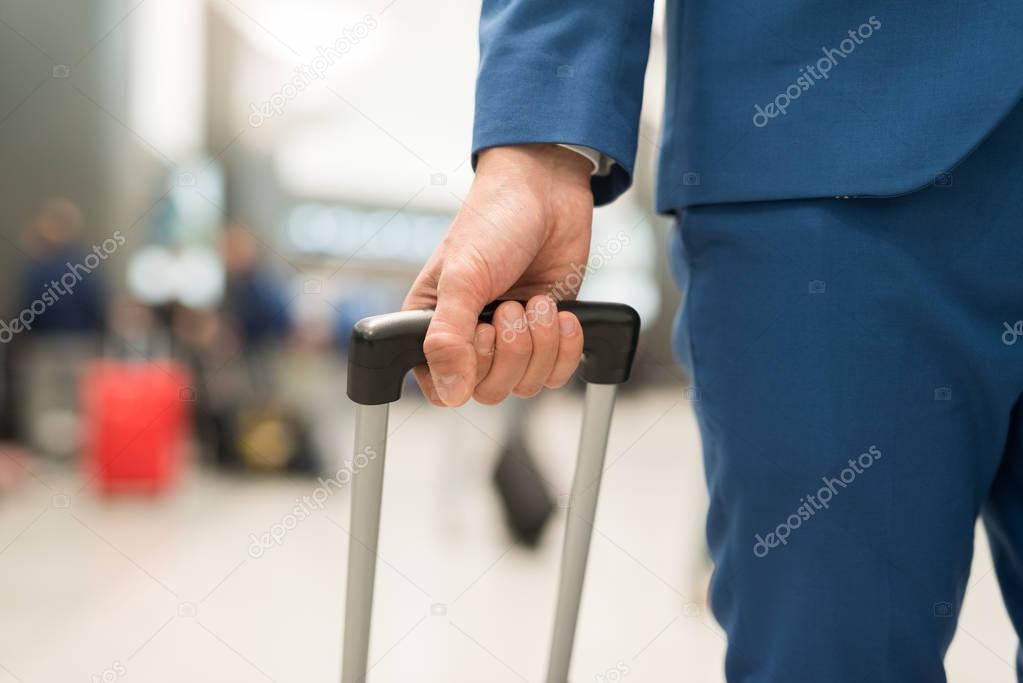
671, 98, 1023, 682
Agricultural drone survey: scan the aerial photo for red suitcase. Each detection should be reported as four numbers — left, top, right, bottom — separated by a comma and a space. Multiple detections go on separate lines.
81, 360, 192, 493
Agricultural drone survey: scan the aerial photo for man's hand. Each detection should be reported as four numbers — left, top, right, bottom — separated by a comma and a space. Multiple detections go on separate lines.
403, 144, 594, 407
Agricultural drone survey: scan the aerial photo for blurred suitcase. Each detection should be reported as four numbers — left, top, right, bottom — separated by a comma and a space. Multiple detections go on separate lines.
341, 301, 639, 683
231, 400, 317, 474
81, 359, 191, 493
493, 406, 556, 547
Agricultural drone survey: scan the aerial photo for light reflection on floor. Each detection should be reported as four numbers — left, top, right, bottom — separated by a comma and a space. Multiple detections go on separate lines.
0, 387, 1014, 682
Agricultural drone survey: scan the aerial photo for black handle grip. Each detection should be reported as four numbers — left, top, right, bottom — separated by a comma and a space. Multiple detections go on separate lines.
347, 301, 640, 405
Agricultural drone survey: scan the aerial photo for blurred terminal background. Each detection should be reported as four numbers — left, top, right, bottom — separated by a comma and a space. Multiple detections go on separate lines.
0, 1, 1012, 682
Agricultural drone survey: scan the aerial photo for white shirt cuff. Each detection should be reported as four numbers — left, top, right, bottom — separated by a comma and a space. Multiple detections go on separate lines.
557, 144, 615, 177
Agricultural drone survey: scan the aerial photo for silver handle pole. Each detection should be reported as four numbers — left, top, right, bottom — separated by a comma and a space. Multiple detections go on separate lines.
341, 403, 390, 683
545, 382, 618, 683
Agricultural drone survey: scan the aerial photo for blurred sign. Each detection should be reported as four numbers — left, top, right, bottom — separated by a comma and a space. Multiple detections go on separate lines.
285, 202, 449, 263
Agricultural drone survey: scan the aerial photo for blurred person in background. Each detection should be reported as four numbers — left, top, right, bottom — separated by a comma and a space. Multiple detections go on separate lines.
11, 198, 107, 459
200, 222, 314, 474
220, 221, 290, 348
18, 198, 105, 335
402, 3, 1023, 682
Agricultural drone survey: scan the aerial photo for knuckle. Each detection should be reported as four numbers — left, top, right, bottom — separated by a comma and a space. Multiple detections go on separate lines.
512, 383, 542, 398
495, 300, 525, 316
443, 244, 492, 288
544, 374, 569, 389
506, 343, 533, 359
528, 318, 557, 337
422, 334, 461, 361
475, 359, 494, 378
496, 319, 528, 345
527, 297, 557, 325
473, 387, 507, 405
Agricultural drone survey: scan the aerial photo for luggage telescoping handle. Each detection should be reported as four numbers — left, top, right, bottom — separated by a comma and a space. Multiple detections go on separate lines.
342, 301, 640, 683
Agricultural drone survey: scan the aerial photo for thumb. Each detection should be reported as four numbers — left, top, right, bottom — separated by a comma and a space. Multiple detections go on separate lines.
424, 264, 490, 406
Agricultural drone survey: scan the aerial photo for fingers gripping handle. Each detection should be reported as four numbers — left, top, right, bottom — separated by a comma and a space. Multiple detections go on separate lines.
346, 301, 641, 405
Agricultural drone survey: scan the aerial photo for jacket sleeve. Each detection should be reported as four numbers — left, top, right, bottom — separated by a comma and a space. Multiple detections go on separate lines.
471, 1, 656, 206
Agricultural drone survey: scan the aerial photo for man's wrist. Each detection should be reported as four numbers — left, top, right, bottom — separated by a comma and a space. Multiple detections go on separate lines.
476, 144, 593, 188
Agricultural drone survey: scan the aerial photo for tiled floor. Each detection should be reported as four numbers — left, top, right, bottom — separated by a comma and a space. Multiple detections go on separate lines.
0, 387, 1017, 682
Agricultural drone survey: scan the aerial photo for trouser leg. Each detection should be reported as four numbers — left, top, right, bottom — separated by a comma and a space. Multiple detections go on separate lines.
670, 97, 1023, 683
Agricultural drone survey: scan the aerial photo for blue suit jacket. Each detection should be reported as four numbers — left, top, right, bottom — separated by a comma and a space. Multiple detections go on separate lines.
472, 1, 1023, 211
